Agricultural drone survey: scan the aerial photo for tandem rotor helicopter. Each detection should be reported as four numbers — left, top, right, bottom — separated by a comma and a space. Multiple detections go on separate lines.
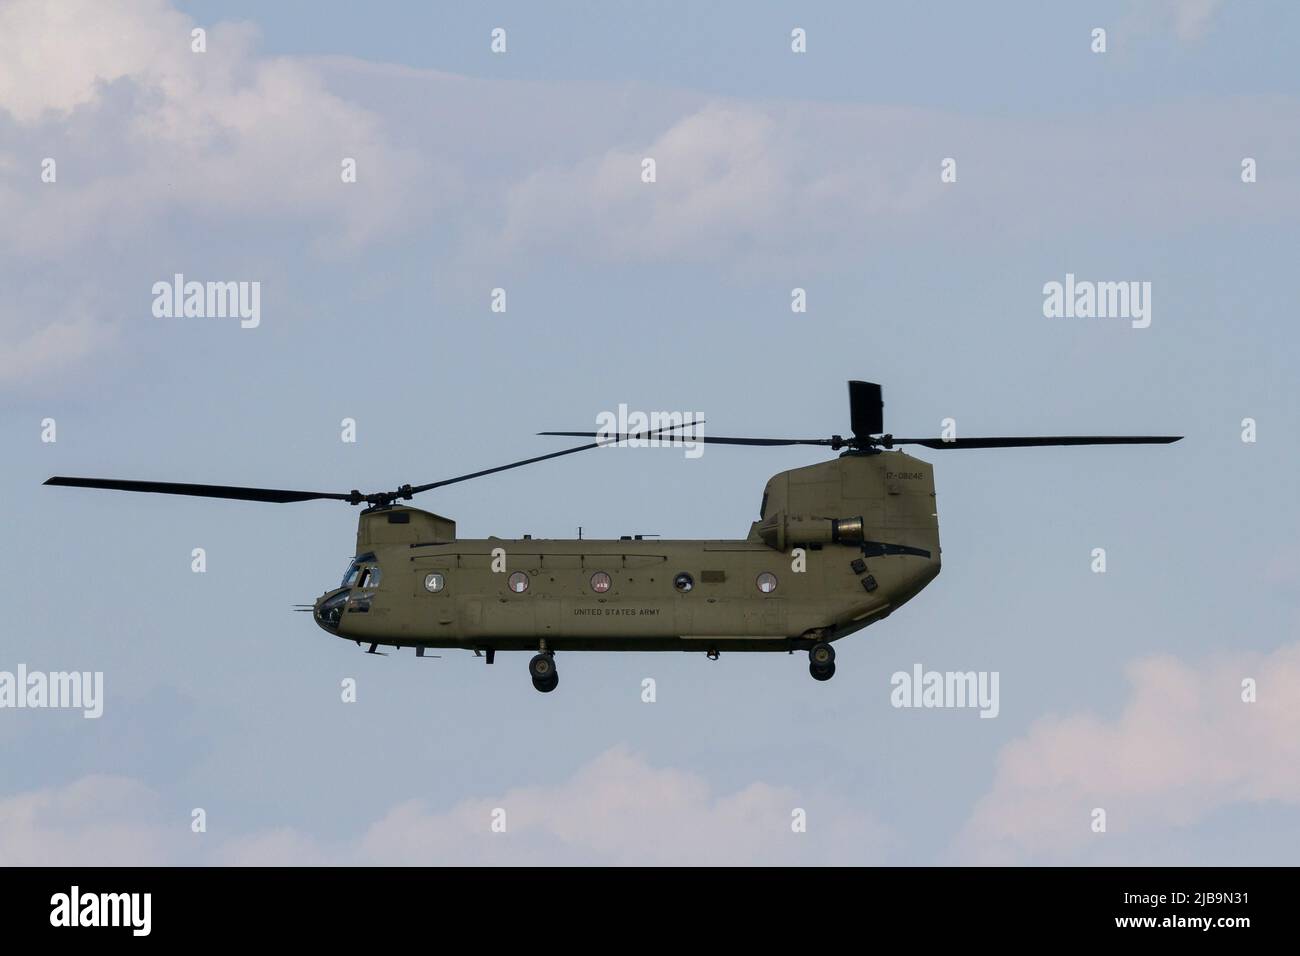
45, 382, 1180, 692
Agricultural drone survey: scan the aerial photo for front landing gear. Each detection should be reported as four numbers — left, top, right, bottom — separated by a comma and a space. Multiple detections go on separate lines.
529, 652, 558, 693
809, 642, 836, 682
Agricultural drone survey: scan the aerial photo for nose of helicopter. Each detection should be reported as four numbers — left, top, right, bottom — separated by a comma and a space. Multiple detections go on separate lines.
313, 588, 350, 634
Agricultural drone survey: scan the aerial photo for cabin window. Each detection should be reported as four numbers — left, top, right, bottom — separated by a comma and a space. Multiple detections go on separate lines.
756, 572, 778, 593
424, 572, 445, 593
590, 571, 612, 593
508, 571, 529, 593
673, 572, 694, 593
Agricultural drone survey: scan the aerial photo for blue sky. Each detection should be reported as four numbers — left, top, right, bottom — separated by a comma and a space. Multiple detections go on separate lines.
1, 0, 1298, 864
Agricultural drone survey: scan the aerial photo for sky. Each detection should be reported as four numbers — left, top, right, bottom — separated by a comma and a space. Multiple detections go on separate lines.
1, 0, 1298, 865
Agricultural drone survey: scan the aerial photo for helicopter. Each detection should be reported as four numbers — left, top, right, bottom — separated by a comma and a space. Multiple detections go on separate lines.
44, 381, 1180, 693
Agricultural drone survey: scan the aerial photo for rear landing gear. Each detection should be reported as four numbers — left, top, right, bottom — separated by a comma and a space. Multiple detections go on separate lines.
529, 652, 558, 693
809, 661, 835, 681
809, 642, 835, 682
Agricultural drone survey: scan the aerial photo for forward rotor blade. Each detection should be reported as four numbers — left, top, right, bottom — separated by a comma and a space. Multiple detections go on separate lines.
45, 423, 709, 508
43, 476, 353, 504
538, 431, 834, 448
848, 380, 884, 437
412, 422, 705, 495
889, 436, 1183, 449
409, 440, 612, 493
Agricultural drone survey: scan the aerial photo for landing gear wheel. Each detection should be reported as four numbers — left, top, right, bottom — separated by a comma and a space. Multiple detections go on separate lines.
809, 660, 836, 682
809, 642, 835, 667
528, 653, 554, 681
529, 653, 557, 692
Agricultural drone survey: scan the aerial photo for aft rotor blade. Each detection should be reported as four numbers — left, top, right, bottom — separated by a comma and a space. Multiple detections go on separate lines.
538, 431, 834, 448
43, 476, 353, 504
413, 422, 706, 495
848, 380, 884, 437
889, 436, 1183, 449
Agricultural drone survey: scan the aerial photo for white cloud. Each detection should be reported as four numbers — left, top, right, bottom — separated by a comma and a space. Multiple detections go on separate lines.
348, 744, 889, 865
2, 0, 1293, 389
1170, 0, 1223, 41
494, 101, 943, 269
0, 0, 433, 388
0, 311, 116, 389
1127, 0, 1224, 43
0, 746, 889, 866
0, 0, 432, 254
0, 774, 174, 866
485, 94, 1300, 271
309, 54, 1300, 276
953, 641, 1300, 864
502, 106, 792, 261
0, 0, 187, 123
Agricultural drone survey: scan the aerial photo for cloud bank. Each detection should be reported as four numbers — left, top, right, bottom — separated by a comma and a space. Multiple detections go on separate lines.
0, 746, 891, 866
955, 641, 1300, 864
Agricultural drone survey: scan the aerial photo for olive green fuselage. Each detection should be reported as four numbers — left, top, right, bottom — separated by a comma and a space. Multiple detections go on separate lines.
313, 451, 941, 654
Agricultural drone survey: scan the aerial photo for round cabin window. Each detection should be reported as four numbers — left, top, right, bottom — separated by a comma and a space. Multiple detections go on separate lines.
508, 571, 529, 593
424, 572, 445, 593
756, 572, 778, 593
673, 572, 694, 593
590, 571, 612, 593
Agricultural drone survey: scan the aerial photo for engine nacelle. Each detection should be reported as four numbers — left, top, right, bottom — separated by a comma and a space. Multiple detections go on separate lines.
756, 513, 865, 551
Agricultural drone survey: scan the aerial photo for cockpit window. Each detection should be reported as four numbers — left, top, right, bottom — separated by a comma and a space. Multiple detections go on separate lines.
357, 567, 381, 589
341, 553, 378, 589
